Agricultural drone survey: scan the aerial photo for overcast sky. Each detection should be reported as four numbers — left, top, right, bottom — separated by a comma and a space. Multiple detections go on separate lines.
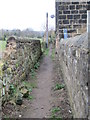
0, 0, 55, 31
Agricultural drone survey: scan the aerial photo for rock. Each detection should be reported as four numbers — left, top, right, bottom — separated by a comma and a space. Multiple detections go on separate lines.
20, 88, 29, 98
2, 64, 7, 71
15, 93, 23, 105
9, 100, 16, 106
7, 67, 12, 74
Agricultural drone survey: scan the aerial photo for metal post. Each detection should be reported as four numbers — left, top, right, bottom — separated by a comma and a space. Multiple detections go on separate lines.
46, 12, 48, 48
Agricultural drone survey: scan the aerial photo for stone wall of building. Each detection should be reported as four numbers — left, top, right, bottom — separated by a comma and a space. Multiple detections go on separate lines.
55, 0, 90, 38
58, 32, 88, 118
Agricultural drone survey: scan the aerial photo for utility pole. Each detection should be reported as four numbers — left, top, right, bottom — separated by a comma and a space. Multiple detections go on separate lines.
46, 12, 48, 48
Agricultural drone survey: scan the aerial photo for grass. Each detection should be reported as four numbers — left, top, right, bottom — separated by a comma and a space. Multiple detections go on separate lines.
44, 48, 49, 56
30, 68, 36, 79
51, 48, 55, 60
0, 40, 6, 51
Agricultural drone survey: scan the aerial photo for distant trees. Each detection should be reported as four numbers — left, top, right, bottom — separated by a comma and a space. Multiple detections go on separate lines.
0, 28, 44, 39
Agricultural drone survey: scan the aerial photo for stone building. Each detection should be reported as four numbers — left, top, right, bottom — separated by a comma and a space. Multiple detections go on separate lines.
55, 0, 90, 38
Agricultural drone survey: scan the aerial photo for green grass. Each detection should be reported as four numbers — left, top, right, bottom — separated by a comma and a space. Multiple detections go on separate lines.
44, 48, 49, 56
0, 41, 6, 51
51, 48, 55, 60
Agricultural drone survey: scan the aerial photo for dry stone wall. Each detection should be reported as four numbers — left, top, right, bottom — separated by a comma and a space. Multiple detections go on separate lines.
58, 32, 88, 118
0, 37, 41, 101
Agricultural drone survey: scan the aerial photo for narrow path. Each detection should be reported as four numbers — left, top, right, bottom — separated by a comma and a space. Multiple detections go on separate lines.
2, 44, 72, 118
23, 44, 54, 118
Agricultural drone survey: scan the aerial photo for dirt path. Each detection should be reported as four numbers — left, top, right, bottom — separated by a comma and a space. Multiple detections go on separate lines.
2, 44, 72, 118
23, 44, 54, 118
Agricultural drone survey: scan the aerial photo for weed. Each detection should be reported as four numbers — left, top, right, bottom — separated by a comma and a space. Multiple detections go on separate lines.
51, 107, 60, 114
34, 62, 40, 69
44, 48, 49, 56
54, 84, 65, 90
16, 63, 19, 68
30, 68, 36, 79
30, 82, 37, 88
51, 107, 62, 119
51, 48, 55, 60
9, 84, 16, 96
3, 115, 10, 120
28, 95, 33, 100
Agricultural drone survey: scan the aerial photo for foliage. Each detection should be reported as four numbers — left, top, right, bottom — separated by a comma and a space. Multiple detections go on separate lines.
44, 48, 49, 56
54, 84, 65, 90
34, 62, 40, 69
51, 48, 55, 60
51, 107, 62, 119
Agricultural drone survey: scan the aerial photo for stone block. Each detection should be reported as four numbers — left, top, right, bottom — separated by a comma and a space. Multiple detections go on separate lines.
76, 5, 82, 9
74, 15, 80, 19
69, 5, 75, 10
67, 15, 73, 19
59, 15, 66, 19
63, 10, 70, 14
82, 14, 87, 19
71, 10, 78, 14
63, 20, 69, 24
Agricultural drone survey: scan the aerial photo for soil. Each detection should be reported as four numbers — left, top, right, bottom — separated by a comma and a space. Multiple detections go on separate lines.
2, 44, 73, 119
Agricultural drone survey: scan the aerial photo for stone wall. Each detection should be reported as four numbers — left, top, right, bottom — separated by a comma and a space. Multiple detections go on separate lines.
55, 0, 90, 38
0, 37, 41, 101
58, 32, 88, 118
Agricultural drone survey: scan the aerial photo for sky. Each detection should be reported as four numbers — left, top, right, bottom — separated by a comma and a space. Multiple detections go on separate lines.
0, 0, 55, 31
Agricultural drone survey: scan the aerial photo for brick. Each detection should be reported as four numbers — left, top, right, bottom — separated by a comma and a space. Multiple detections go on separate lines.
70, 20, 79, 24
71, 10, 78, 14
67, 15, 73, 19
59, 29, 63, 33
74, 15, 80, 19
63, 5, 68, 10
66, 25, 72, 29
59, 25, 64, 29
83, 5, 87, 9
59, 2, 71, 5
80, 2, 86, 4
63, 10, 70, 14
59, 11, 62, 14
59, 15, 66, 19
59, 20, 63, 24
58, 5, 68, 10
61, 25, 71, 29
69, 5, 75, 10
87, 5, 90, 10
72, 2, 79, 4
73, 25, 81, 28
68, 29, 76, 33
82, 14, 87, 19
79, 19, 87, 24
58, 6, 63, 10
87, 1, 90, 4
63, 20, 69, 24
76, 5, 82, 9
79, 10, 87, 14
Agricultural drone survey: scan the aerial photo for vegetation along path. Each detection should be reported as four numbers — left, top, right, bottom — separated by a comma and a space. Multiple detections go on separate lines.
3, 44, 72, 118
22, 44, 72, 118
